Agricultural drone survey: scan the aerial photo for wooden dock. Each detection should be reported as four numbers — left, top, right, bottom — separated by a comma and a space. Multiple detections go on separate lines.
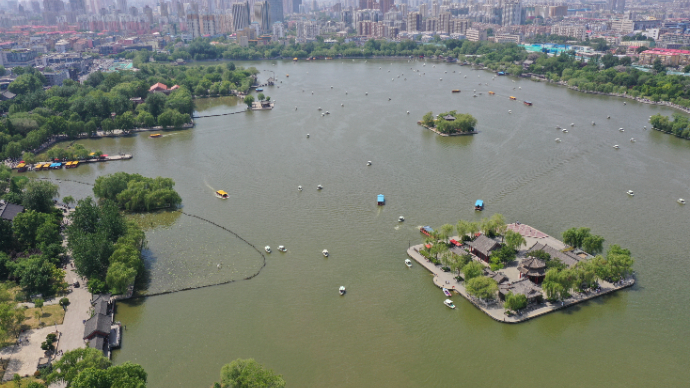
406, 243, 635, 323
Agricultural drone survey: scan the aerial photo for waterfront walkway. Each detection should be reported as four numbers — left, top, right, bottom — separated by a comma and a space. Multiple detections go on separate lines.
406, 237, 635, 323
0, 208, 92, 380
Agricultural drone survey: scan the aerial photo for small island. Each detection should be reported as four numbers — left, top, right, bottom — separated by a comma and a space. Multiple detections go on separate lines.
419, 110, 478, 136
408, 214, 635, 323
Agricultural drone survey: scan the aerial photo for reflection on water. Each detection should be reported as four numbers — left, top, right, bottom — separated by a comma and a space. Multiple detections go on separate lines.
193, 95, 241, 114
127, 210, 183, 231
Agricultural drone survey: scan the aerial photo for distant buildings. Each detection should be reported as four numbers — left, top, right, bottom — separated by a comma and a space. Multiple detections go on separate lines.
253, 1, 271, 34
232, 1, 251, 31
466, 28, 487, 42
0, 49, 37, 67
43, 70, 69, 86
639, 48, 690, 66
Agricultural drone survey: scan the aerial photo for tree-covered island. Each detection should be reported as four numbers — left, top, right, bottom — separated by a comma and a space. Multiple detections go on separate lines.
420, 110, 478, 136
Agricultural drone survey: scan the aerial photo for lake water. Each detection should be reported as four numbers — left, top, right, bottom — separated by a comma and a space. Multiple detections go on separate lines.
37, 59, 690, 387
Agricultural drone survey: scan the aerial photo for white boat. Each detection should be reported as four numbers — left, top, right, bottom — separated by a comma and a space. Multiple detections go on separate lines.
555, 138, 561, 143
298, 186, 302, 191
444, 299, 456, 309
613, 145, 620, 149
322, 249, 329, 257
367, 161, 372, 166
398, 216, 405, 222
562, 129, 568, 133
443, 288, 452, 297
265, 246, 272, 253
317, 185, 323, 190
405, 259, 412, 268
678, 198, 686, 205
627, 190, 634, 196
339, 286, 346, 295
278, 245, 286, 252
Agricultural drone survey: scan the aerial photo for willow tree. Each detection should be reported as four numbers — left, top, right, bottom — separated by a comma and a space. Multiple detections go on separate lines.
465, 276, 498, 300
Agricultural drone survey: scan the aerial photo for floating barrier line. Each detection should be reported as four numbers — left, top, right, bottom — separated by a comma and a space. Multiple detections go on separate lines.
35, 177, 267, 300
193, 109, 248, 119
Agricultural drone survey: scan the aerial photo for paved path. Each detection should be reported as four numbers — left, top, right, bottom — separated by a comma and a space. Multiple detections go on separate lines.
407, 242, 635, 323
0, 208, 92, 380
0, 327, 57, 380
56, 266, 91, 354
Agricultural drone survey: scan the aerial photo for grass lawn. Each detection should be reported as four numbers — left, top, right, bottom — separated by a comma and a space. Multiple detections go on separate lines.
0, 378, 44, 387
22, 304, 65, 331
34, 141, 76, 161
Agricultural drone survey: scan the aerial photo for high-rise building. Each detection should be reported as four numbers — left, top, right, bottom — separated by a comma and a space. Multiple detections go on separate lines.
419, 3, 426, 18
501, 0, 521, 26
293, 0, 301, 13
129, 6, 137, 15
43, 0, 64, 12
253, 1, 271, 34
379, 0, 392, 13
608, 0, 625, 12
143, 5, 153, 22
232, 1, 251, 31
159, 2, 168, 16
406, 11, 420, 31
116, 0, 127, 12
431, 0, 439, 17
439, 11, 451, 33
268, 0, 283, 23
69, 0, 86, 13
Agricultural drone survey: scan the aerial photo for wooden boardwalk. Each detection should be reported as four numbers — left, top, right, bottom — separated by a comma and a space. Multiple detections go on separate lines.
406, 243, 635, 323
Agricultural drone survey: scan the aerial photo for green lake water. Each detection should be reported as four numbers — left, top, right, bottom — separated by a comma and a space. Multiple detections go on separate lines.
33, 59, 690, 387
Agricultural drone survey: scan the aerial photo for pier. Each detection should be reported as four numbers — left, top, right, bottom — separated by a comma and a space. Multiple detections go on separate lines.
407, 224, 635, 323
12, 154, 132, 172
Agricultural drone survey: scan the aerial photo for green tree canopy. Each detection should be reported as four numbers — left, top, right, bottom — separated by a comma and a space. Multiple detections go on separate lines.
219, 358, 286, 388
462, 261, 484, 281
504, 291, 527, 312
93, 172, 182, 212
22, 180, 59, 213
465, 276, 498, 300
46, 347, 112, 387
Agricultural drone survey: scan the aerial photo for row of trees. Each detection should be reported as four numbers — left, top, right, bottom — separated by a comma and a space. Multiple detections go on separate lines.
542, 244, 634, 301
650, 113, 690, 139
421, 110, 478, 134
93, 172, 182, 212
66, 198, 145, 295
0, 61, 258, 160
42, 347, 284, 388
562, 227, 605, 255
418, 214, 526, 302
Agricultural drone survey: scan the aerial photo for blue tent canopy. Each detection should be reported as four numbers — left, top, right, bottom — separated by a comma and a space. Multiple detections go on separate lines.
475, 199, 484, 207
377, 194, 385, 201
422, 226, 434, 233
